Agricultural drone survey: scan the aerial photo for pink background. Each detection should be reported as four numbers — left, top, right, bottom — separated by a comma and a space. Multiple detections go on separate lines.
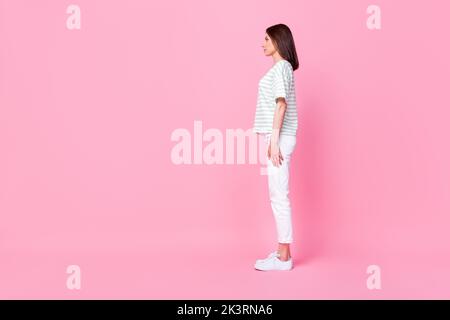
1, 0, 450, 299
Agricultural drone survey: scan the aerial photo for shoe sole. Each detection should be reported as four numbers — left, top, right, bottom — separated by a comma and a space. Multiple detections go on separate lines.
254, 266, 293, 271
254, 262, 294, 271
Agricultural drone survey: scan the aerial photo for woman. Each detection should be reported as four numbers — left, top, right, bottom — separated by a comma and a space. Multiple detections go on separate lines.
252, 24, 299, 271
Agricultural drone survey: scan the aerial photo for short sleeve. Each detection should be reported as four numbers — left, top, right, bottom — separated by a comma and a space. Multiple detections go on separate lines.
273, 62, 292, 102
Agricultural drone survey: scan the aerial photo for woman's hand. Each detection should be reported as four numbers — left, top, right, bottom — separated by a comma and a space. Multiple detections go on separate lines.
267, 139, 284, 167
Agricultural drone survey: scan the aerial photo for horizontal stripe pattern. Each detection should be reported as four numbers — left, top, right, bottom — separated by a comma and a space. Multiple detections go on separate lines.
253, 60, 298, 136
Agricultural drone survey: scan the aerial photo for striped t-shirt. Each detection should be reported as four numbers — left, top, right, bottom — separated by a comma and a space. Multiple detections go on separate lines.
252, 59, 298, 136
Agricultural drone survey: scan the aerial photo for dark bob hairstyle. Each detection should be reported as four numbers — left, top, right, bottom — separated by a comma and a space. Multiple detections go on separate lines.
266, 24, 299, 71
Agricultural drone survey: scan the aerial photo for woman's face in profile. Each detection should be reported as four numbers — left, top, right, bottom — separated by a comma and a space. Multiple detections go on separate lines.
262, 33, 277, 56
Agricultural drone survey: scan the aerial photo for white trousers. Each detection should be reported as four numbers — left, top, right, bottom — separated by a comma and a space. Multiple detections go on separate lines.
264, 133, 297, 244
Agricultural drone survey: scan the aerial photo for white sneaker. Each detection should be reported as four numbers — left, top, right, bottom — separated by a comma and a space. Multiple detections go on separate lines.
255, 251, 279, 264
254, 254, 293, 271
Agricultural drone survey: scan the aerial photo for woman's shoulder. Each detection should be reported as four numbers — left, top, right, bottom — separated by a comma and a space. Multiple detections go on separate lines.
262, 60, 293, 80
272, 60, 293, 73
280, 60, 294, 72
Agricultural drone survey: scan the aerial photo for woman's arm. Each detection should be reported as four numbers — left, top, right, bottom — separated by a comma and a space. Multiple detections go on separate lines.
268, 97, 287, 167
